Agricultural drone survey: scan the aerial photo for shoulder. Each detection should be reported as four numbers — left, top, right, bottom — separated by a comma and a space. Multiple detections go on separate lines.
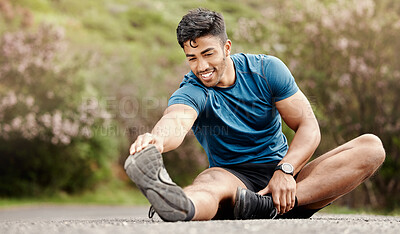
230, 53, 264, 67
173, 71, 209, 98
261, 55, 290, 74
231, 53, 284, 73
169, 71, 209, 115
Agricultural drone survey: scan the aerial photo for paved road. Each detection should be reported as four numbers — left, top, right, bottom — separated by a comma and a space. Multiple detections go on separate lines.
1, 205, 399, 234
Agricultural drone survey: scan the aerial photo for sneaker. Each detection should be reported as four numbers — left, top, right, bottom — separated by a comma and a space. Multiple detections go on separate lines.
124, 144, 193, 222
233, 187, 278, 220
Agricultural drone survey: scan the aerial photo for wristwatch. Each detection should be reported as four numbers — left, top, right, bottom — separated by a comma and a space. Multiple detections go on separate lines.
275, 163, 294, 176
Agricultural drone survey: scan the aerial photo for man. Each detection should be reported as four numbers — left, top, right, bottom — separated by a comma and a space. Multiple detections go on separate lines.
124, 8, 385, 221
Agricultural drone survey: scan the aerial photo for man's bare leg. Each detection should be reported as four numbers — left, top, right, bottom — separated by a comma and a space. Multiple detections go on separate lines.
295, 134, 385, 209
184, 168, 247, 220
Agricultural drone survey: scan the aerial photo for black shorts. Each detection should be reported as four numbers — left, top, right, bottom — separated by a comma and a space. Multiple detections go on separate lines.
220, 162, 326, 219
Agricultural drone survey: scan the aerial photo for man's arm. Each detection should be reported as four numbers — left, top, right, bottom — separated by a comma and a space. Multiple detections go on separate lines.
258, 90, 321, 214
129, 104, 198, 155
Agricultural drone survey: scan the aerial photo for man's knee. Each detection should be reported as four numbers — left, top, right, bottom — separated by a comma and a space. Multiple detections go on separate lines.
186, 168, 232, 192
355, 134, 386, 170
193, 168, 228, 184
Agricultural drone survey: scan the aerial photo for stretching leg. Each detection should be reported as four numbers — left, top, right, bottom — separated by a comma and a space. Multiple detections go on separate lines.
184, 167, 247, 220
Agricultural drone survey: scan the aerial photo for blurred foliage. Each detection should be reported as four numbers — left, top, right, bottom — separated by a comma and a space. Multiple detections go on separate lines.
0, 0, 399, 211
0, 1, 119, 196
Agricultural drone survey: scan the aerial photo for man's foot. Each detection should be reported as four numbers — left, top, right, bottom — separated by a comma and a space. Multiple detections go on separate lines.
124, 145, 193, 222
233, 187, 278, 220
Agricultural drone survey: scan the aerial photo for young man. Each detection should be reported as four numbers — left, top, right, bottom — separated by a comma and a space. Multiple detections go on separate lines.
124, 8, 385, 221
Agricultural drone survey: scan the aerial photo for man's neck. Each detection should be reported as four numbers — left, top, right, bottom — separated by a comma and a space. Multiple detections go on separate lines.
217, 56, 236, 88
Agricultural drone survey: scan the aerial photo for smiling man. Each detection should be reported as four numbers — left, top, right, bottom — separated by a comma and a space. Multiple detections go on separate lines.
124, 8, 385, 221
184, 38, 232, 88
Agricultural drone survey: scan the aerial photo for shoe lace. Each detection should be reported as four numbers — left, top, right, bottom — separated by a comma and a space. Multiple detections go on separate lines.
252, 193, 278, 219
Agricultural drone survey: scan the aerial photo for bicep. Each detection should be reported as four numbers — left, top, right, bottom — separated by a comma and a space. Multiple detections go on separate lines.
275, 90, 317, 131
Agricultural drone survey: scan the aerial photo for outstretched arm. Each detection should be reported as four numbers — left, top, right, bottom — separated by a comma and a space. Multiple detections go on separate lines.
129, 104, 198, 154
258, 90, 321, 214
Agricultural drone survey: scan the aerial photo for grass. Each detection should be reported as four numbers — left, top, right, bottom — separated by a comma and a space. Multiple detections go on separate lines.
321, 204, 400, 216
0, 180, 149, 209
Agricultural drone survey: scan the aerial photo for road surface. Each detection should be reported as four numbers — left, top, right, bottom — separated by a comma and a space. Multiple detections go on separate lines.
1, 205, 399, 234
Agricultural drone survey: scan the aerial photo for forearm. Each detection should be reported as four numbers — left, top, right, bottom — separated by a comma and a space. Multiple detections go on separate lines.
150, 114, 191, 153
129, 104, 197, 155
280, 121, 321, 175
265, 90, 320, 213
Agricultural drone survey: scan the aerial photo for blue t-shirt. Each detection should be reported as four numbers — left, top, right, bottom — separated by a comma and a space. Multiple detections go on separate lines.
168, 53, 299, 167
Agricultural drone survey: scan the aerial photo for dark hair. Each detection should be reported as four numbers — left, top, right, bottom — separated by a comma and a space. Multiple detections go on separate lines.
176, 8, 227, 48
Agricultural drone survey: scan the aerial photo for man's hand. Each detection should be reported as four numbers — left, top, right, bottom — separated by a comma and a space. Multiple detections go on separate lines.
129, 133, 164, 155
258, 170, 296, 214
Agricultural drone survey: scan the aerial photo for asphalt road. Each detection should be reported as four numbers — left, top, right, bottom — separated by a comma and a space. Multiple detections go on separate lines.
1, 205, 399, 234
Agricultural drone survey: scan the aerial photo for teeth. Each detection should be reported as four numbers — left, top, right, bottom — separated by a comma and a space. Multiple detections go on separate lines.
202, 72, 213, 78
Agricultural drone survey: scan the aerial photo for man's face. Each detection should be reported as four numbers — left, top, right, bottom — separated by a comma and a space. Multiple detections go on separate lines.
183, 36, 231, 88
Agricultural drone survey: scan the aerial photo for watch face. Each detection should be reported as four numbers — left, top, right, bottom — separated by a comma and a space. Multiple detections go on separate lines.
282, 163, 294, 173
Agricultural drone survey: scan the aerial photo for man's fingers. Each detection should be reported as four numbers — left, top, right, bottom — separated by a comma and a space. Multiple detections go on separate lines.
130, 133, 156, 154
279, 195, 286, 214
284, 192, 292, 213
283, 190, 296, 213
271, 192, 280, 214
131, 133, 154, 154
257, 186, 270, 196
260, 172, 297, 215
291, 193, 296, 209
129, 142, 136, 155
141, 133, 154, 149
135, 135, 144, 153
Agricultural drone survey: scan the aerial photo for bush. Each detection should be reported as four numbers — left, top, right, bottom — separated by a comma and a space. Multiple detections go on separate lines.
0, 24, 117, 197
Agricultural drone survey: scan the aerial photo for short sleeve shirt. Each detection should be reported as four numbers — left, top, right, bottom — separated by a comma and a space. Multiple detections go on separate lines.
168, 53, 299, 167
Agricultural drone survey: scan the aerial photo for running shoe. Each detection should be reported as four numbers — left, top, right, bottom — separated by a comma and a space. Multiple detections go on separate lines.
234, 187, 278, 219
124, 145, 193, 222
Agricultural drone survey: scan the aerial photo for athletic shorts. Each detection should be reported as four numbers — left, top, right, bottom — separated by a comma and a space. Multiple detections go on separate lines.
220, 162, 327, 219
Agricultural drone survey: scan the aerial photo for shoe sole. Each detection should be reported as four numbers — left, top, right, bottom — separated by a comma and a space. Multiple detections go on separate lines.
124, 145, 190, 222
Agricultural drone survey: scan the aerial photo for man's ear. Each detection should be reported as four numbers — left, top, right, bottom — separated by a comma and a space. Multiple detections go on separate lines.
224, 39, 232, 57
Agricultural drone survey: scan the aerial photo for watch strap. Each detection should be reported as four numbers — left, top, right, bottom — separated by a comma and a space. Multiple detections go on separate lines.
275, 163, 294, 176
